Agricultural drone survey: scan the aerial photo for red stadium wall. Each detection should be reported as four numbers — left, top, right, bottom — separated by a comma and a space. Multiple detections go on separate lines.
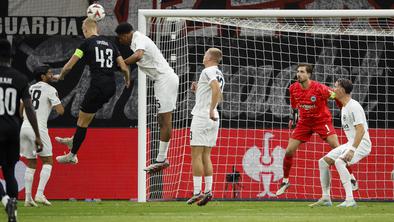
17, 128, 138, 200
165, 128, 394, 200
4, 128, 393, 200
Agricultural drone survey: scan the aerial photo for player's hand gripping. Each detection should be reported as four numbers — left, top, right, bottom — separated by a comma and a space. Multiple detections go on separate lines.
288, 108, 299, 129
343, 148, 355, 163
191, 81, 197, 93
35, 137, 43, 153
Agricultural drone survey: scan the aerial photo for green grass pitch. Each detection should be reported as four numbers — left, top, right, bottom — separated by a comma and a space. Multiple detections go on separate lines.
3, 201, 394, 222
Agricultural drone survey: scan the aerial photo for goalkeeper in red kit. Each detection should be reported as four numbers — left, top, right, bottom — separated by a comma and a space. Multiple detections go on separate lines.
275, 64, 357, 196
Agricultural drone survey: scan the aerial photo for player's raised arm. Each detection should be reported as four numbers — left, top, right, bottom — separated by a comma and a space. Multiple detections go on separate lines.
58, 54, 80, 80
116, 56, 131, 88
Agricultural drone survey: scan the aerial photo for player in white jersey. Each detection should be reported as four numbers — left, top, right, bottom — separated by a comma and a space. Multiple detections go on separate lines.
187, 48, 224, 206
20, 66, 64, 207
115, 23, 179, 173
309, 78, 371, 208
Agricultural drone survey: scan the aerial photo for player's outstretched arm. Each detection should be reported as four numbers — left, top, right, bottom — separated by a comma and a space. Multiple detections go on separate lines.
116, 56, 130, 88
57, 55, 80, 80
124, 49, 144, 65
23, 98, 43, 152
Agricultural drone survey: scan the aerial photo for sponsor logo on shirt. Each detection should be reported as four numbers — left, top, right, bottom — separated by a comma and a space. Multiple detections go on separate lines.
299, 104, 316, 110
310, 95, 316, 102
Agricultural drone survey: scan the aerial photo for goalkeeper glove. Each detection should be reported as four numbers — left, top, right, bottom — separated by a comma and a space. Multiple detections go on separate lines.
288, 108, 299, 129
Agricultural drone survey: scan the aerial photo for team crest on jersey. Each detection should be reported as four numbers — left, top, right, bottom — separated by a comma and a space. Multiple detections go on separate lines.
310, 95, 317, 102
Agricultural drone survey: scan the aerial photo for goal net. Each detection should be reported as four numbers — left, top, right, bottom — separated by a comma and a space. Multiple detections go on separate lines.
139, 10, 394, 202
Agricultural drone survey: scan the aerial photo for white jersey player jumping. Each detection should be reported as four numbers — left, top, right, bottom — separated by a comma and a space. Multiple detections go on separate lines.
310, 78, 371, 208
115, 23, 179, 174
187, 48, 224, 206
20, 66, 64, 207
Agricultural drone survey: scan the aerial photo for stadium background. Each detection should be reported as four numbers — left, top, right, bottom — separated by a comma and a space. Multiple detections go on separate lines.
0, 0, 393, 200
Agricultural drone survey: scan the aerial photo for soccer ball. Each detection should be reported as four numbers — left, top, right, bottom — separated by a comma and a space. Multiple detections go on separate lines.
86, 3, 105, 21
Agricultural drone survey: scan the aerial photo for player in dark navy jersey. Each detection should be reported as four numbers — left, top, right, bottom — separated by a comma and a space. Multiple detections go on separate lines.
0, 39, 43, 222
54, 18, 130, 164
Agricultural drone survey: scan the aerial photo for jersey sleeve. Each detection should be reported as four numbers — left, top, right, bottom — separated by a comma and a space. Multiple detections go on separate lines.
48, 88, 61, 107
133, 35, 146, 51
74, 40, 89, 59
351, 103, 365, 126
319, 83, 334, 99
204, 69, 220, 84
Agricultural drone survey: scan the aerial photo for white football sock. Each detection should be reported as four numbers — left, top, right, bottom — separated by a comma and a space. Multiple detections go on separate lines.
36, 164, 52, 197
1, 195, 10, 207
204, 176, 213, 193
318, 158, 331, 199
335, 159, 353, 201
193, 176, 202, 195
24, 167, 36, 200
156, 141, 169, 162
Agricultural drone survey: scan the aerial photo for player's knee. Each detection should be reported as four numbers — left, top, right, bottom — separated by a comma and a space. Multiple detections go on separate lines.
27, 159, 38, 169
318, 158, 329, 169
40, 156, 53, 165
334, 158, 346, 168
285, 149, 295, 156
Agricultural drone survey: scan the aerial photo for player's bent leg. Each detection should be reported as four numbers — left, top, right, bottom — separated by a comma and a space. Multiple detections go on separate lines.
276, 138, 302, 196
156, 112, 173, 163
325, 134, 358, 191
56, 111, 94, 164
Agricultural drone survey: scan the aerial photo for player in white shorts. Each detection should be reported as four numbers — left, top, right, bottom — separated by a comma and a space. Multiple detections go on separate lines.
115, 23, 179, 173
310, 78, 371, 208
187, 48, 224, 206
20, 66, 64, 207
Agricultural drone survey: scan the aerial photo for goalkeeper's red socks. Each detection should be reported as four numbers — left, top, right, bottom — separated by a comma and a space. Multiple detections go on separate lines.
283, 155, 293, 178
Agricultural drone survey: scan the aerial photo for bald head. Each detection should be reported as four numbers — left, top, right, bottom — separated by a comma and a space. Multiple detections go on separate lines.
82, 18, 98, 38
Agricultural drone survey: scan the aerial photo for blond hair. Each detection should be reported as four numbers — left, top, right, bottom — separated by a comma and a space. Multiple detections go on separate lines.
83, 18, 97, 30
207, 48, 222, 64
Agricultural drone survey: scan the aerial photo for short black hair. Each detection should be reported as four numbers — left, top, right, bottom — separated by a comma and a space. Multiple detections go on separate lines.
115, 22, 133, 35
34, 65, 50, 82
0, 39, 12, 61
336, 78, 353, 94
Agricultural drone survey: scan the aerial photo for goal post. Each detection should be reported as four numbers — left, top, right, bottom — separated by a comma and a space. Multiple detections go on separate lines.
138, 9, 394, 202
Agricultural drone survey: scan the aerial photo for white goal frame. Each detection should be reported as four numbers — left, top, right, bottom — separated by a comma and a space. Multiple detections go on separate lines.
137, 9, 394, 203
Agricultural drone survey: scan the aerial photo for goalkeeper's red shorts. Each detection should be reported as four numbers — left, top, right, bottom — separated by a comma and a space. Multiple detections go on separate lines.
290, 120, 336, 142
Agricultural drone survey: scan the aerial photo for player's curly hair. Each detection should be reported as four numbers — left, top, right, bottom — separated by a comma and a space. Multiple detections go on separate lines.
115, 23, 134, 35
34, 65, 50, 82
